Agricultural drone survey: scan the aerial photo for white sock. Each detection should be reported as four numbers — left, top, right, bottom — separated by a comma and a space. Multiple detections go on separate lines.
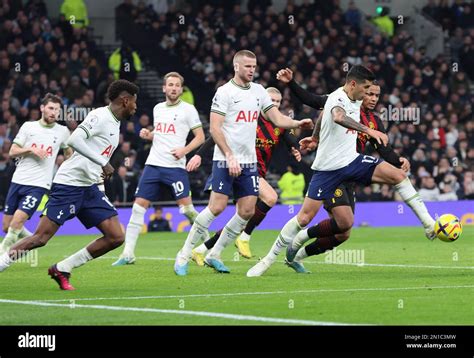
208, 214, 249, 259
180, 204, 199, 224
0, 227, 21, 252
181, 207, 216, 258
57, 248, 93, 273
266, 216, 304, 262
295, 247, 308, 262
394, 178, 436, 228
122, 203, 147, 258
239, 231, 251, 242
291, 228, 310, 250
19, 226, 33, 239
0, 252, 13, 272
194, 243, 208, 255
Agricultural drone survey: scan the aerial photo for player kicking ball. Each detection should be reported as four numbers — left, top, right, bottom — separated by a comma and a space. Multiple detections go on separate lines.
0, 80, 139, 290
0, 94, 71, 255
187, 87, 303, 264
286, 82, 416, 273
247, 65, 436, 277
112, 72, 205, 266
173, 50, 313, 276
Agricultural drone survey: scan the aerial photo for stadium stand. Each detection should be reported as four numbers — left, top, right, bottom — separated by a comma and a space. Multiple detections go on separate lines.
0, 0, 473, 209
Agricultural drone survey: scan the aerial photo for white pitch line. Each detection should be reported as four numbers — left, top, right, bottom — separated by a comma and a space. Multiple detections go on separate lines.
100, 255, 474, 270
0, 299, 352, 326
31, 285, 474, 303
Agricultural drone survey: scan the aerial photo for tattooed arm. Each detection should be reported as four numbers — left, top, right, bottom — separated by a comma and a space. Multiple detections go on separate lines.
331, 106, 388, 146
312, 111, 323, 140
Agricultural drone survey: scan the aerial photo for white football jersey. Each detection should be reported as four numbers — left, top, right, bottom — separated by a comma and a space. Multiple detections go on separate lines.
210, 79, 274, 164
312, 87, 362, 171
146, 100, 202, 168
54, 106, 120, 186
11, 120, 70, 189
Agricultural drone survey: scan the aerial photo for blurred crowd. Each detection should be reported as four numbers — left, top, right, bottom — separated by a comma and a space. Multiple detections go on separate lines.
0, 0, 473, 208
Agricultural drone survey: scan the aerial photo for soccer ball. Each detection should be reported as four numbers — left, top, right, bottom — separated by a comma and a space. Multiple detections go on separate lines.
434, 214, 462, 242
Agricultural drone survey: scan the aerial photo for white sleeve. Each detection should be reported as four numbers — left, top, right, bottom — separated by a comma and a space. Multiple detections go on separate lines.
260, 86, 274, 114
12, 123, 30, 147
67, 125, 108, 167
210, 87, 229, 116
60, 127, 71, 149
187, 105, 202, 130
77, 112, 102, 138
326, 94, 347, 113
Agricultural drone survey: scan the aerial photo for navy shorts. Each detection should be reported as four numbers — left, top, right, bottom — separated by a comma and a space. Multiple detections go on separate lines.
44, 184, 117, 229
307, 154, 382, 200
4, 183, 47, 218
135, 165, 191, 201
209, 161, 259, 199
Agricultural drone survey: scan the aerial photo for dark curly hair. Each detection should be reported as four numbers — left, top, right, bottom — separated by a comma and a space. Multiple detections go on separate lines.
107, 80, 139, 101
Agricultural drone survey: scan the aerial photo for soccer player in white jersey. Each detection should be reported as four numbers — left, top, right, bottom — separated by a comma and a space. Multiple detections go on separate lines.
0, 80, 139, 290
112, 72, 205, 266
174, 50, 313, 275
247, 65, 437, 277
0, 94, 71, 254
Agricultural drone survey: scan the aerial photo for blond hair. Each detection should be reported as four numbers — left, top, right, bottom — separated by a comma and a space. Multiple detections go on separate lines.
164, 72, 184, 85
233, 50, 256, 65
266, 87, 281, 95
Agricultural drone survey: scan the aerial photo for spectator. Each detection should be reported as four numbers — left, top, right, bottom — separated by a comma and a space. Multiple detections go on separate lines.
148, 206, 172, 232
372, 6, 394, 38
60, 0, 89, 29
419, 176, 440, 201
278, 165, 305, 204
108, 43, 143, 82
115, 0, 136, 41
345, 1, 362, 32
107, 165, 136, 205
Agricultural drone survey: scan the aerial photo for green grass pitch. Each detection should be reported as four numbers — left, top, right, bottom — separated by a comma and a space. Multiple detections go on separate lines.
0, 226, 472, 325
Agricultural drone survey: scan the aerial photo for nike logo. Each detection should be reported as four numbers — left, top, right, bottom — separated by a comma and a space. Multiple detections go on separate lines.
109, 133, 115, 136
234, 100, 242, 103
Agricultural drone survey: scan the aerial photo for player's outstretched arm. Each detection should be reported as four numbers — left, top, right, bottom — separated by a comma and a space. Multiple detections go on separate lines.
172, 126, 205, 160
67, 127, 109, 167
265, 106, 313, 130
299, 111, 323, 152
276, 68, 328, 109
9, 143, 48, 160
331, 106, 388, 146
187, 135, 216, 171
282, 131, 302, 162
210, 111, 240, 177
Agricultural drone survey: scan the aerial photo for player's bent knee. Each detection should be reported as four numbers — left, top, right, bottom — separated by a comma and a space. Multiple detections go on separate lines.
336, 216, 354, 232
296, 213, 311, 227
336, 231, 351, 242
238, 207, 255, 220
209, 203, 226, 216
393, 170, 407, 185
264, 193, 278, 207
108, 232, 125, 249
